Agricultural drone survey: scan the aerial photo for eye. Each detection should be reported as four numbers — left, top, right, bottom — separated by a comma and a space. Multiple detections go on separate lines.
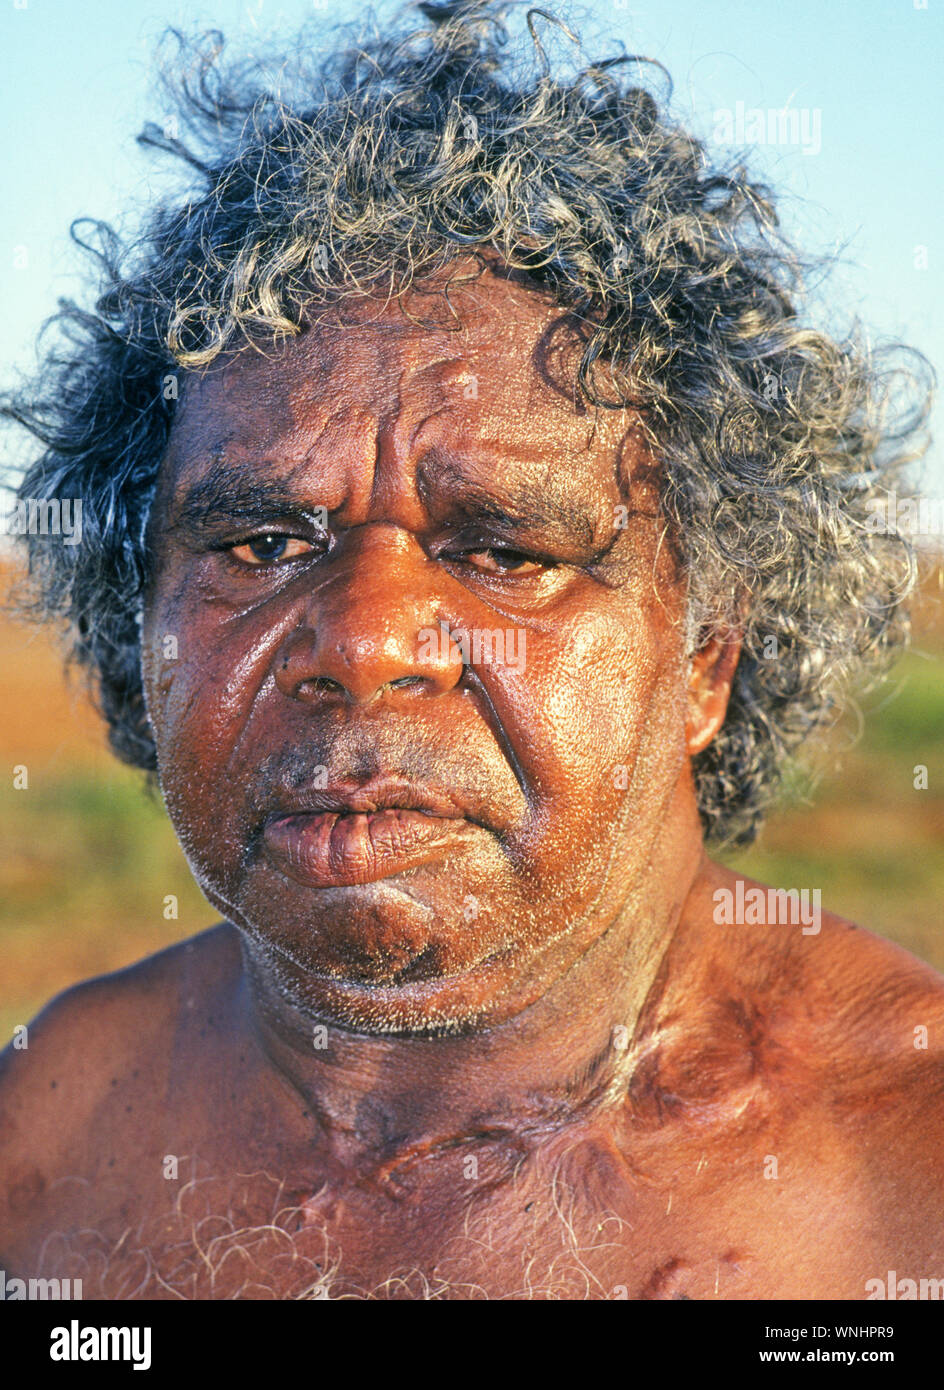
227, 534, 315, 566
454, 547, 545, 575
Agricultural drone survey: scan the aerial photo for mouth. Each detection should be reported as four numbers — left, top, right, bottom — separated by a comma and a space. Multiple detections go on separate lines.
261, 778, 482, 888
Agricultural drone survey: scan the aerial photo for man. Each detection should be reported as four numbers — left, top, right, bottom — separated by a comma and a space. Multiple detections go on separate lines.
1, 0, 941, 1299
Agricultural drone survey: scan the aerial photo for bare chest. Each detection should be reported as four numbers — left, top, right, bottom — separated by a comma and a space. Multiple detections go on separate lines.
16, 1130, 887, 1300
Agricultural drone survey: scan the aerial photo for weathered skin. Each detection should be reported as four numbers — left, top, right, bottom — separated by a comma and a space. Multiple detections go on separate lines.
2, 262, 943, 1299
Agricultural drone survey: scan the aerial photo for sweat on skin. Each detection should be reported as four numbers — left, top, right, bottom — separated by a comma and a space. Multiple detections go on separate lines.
2, 265, 944, 1300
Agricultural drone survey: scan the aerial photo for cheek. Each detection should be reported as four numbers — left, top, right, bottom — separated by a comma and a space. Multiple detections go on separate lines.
141, 591, 284, 838
518, 602, 690, 851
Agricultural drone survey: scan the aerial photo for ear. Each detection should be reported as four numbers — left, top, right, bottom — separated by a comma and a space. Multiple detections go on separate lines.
685, 628, 742, 757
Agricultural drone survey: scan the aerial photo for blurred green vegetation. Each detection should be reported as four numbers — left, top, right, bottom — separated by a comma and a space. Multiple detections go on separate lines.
0, 770, 211, 1041
723, 648, 944, 970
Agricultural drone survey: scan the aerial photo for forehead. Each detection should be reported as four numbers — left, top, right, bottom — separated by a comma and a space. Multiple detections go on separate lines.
163, 266, 637, 498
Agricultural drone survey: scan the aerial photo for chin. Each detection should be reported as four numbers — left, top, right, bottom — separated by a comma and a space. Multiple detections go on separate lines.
217, 880, 558, 1037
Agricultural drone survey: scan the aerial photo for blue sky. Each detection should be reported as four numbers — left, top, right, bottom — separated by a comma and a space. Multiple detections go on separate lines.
2, 0, 942, 486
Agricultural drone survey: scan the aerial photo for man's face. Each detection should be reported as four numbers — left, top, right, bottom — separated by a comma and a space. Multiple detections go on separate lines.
142, 264, 698, 1034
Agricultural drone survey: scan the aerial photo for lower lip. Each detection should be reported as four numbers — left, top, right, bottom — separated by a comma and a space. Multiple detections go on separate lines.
262, 809, 475, 888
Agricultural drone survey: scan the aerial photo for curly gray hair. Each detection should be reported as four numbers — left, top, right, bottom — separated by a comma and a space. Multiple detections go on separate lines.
2, 0, 932, 846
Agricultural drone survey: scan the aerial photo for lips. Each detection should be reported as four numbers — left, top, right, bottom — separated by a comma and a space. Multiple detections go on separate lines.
262, 806, 477, 888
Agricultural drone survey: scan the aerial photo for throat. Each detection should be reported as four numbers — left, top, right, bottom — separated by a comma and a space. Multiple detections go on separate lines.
238, 900, 679, 1170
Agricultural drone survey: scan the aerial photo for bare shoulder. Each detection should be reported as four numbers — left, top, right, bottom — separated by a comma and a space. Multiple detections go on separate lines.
785, 897, 944, 1084
703, 860, 944, 1167
649, 863, 944, 1287
0, 920, 240, 1093
702, 859, 944, 1048
0, 922, 240, 1253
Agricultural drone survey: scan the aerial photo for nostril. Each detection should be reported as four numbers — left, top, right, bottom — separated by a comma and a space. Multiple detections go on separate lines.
300, 676, 345, 696
389, 675, 424, 690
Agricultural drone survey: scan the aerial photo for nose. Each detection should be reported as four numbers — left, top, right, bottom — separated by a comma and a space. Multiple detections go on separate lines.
272, 526, 465, 706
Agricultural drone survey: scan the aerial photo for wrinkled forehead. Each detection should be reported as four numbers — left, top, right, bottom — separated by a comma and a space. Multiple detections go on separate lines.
162, 266, 640, 486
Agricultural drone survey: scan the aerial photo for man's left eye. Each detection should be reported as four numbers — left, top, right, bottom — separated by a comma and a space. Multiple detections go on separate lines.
455, 547, 545, 575
227, 534, 314, 565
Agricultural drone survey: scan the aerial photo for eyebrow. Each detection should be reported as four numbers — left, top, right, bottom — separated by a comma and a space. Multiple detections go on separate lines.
417, 454, 602, 551
168, 449, 608, 554
168, 458, 325, 537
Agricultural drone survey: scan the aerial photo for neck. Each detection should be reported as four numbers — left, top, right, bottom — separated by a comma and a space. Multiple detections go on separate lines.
238, 796, 707, 1168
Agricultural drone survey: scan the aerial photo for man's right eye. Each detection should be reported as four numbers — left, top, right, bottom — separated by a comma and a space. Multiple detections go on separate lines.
226, 534, 316, 566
